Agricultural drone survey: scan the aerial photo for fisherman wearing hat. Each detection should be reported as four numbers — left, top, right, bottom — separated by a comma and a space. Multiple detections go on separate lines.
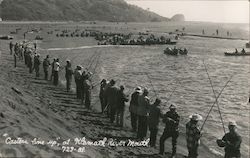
129, 86, 142, 132
83, 73, 93, 109
43, 55, 50, 80
148, 98, 161, 147
99, 79, 107, 113
74, 65, 83, 99
159, 104, 180, 157
116, 85, 129, 127
106, 79, 119, 123
137, 88, 150, 140
186, 114, 203, 158
33, 54, 41, 78
217, 121, 242, 158
53, 58, 60, 86
65, 60, 73, 92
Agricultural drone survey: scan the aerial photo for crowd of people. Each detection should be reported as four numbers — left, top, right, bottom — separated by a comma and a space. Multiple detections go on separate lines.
9, 41, 242, 158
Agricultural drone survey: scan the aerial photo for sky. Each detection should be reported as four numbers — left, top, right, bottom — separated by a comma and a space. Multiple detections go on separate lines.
125, 0, 249, 23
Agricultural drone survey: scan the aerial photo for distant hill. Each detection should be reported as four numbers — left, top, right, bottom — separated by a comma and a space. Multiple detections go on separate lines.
0, 0, 170, 22
171, 14, 185, 22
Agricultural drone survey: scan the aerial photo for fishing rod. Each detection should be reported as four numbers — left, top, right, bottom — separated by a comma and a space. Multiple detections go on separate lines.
144, 72, 158, 99
90, 53, 101, 79
200, 74, 234, 132
164, 79, 182, 106
203, 60, 226, 134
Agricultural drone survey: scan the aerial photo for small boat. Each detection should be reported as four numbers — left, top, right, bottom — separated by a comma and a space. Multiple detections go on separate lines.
164, 47, 188, 56
224, 52, 250, 56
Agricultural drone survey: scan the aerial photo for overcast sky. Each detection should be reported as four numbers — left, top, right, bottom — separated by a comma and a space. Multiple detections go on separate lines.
125, 0, 249, 23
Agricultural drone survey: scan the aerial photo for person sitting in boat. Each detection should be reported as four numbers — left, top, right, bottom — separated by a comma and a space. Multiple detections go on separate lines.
184, 48, 188, 54
241, 48, 246, 53
235, 48, 238, 53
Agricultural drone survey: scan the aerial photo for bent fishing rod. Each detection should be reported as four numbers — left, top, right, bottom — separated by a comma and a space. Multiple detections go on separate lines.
200, 74, 234, 133
203, 60, 226, 134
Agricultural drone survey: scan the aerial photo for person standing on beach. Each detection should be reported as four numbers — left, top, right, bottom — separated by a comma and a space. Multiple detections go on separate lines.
186, 114, 203, 158
137, 88, 150, 140
53, 58, 60, 86
65, 60, 73, 92
83, 73, 92, 109
106, 79, 119, 123
99, 79, 107, 113
148, 98, 161, 147
43, 55, 50, 80
159, 104, 180, 157
27, 51, 33, 73
217, 121, 242, 158
74, 65, 82, 99
116, 85, 129, 127
129, 86, 142, 132
13, 47, 18, 68
50, 58, 56, 81
33, 54, 41, 78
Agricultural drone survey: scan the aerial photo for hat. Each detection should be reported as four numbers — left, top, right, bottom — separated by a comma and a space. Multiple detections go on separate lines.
228, 121, 237, 126
169, 104, 176, 109
189, 114, 203, 121
135, 86, 142, 93
110, 79, 116, 85
66, 59, 70, 62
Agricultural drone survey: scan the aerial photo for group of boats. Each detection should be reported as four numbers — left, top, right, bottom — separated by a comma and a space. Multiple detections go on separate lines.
164, 47, 188, 56
224, 48, 250, 56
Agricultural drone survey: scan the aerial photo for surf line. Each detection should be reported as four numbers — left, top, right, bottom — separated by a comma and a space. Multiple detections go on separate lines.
40, 45, 145, 51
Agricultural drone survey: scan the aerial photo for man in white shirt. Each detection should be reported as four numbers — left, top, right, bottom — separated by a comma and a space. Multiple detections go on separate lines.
53, 58, 60, 86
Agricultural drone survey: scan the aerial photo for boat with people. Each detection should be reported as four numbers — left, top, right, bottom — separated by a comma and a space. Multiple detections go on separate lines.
224, 48, 250, 56
164, 47, 188, 56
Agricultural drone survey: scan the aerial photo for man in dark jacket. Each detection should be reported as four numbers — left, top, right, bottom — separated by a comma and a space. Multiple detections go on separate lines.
27, 52, 33, 73
50, 58, 56, 81
34, 54, 41, 78
159, 104, 180, 157
74, 66, 82, 99
83, 73, 92, 109
106, 79, 119, 123
65, 60, 73, 92
129, 86, 142, 132
116, 85, 129, 127
43, 55, 50, 80
148, 98, 161, 147
99, 79, 107, 113
137, 88, 150, 140
217, 121, 242, 158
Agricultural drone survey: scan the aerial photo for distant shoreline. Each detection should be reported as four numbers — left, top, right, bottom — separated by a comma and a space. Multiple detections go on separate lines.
183, 33, 248, 41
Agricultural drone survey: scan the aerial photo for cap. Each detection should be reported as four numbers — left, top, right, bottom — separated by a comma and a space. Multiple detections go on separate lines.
189, 114, 203, 121
228, 121, 237, 126
169, 104, 177, 109
135, 86, 142, 93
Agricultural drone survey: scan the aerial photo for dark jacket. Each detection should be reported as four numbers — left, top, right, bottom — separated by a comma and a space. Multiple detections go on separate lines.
43, 58, 50, 70
163, 111, 180, 132
106, 85, 119, 108
222, 132, 242, 157
148, 104, 161, 129
65, 65, 73, 79
129, 91, 140, 114
117, 90, 129, 109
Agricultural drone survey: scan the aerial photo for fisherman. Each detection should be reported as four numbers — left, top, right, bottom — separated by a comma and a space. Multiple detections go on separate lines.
13, 47, 18, 68
186, 114, 203, 158
99, 79, 107, 113
74, 65, 83, 99
24, 47, 29, 66
9, 41, 13, 55
106, 79, 119, 123
65, 60, 73, 92
81, 70, 88, 104
33, 54, 41, 78
148, 98, 161, 147
50, 58, 56, 81
116, 85, 129, 127
27, 51, 33, 73
129, 86, 142, 132
43, 55, 50, 80
216, 121, 242, 158
159, 104, 180, 157
241, 48, 245, 53
235, 48, 238, 53
137, 88, 150, 140
53, 58, 60, 86
83, 73, 92, 109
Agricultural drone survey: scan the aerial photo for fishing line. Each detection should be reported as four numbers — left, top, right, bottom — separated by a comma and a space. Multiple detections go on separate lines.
200, 74, 234, 132
203, 60, 226, 134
